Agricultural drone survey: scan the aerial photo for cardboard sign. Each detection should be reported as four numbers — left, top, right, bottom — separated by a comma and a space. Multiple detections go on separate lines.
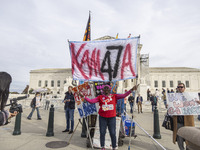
72, 82, 97, 118
167, 92, 200, 115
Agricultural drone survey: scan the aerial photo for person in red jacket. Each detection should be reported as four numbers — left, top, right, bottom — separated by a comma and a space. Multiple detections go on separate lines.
79, 84, 138, 150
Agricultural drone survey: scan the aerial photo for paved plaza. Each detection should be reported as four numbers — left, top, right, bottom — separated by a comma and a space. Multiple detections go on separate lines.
0, 99, 200, 150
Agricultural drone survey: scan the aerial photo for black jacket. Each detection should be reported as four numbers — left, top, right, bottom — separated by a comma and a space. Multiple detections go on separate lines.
150, 96, 157, 106
128, 96, 135, 103
64, 91, 75, 109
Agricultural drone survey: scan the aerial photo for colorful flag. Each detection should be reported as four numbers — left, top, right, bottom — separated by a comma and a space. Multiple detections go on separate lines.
83, 13, 91, 41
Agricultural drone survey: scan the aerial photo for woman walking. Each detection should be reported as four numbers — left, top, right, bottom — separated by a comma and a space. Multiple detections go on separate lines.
27, 92, 42, 120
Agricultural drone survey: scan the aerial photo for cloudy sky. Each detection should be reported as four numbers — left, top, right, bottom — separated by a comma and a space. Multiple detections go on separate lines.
0, 0, 200, 92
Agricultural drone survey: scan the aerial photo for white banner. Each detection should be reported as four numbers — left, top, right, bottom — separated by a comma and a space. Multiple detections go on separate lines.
69, 38, 139, 81
93, 116, 121, 149
166, 92, 200, 115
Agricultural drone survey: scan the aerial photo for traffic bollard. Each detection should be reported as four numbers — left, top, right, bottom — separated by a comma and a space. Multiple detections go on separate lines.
153, 106, 161, 139
13, 112, 22, 135
46, 104, 54, 136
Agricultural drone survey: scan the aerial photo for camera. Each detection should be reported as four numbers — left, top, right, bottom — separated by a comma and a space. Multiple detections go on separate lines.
9, 98, 23, 113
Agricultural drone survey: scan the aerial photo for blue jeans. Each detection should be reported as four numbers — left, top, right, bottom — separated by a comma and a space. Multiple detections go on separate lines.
99, 116, 116, 149
130, 102, 133, 113
28, 107, 41, 119
65, 108, 74, 131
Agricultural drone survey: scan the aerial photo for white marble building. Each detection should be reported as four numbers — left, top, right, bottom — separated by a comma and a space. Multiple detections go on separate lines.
29, 36, 200, 99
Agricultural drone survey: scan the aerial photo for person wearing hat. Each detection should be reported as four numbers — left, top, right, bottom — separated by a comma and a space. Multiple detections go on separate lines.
79, 84, 138, 150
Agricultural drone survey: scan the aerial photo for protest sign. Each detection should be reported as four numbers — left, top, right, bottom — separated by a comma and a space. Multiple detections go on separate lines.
166, 92, 200, 115
93, 116, 121, 149
69, 38, 139, 81
72, 82, 97, 118
93, 81, 118, 97
93, 82, 110, 97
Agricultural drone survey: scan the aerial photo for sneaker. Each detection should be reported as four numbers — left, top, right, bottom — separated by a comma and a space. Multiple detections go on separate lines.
68, 130, 73, 134
37, 118, 42, 120
27, 117, 31, 120
62, 129, 69, 132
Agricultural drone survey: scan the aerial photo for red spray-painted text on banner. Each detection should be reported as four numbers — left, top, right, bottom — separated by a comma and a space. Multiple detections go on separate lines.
69, 38, 138, 81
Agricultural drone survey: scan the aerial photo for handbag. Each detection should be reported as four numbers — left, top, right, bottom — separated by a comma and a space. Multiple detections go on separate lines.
162, 112, 174, 131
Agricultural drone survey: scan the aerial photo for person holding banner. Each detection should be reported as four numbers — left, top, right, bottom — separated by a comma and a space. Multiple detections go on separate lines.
79, 84, 138, 150
171, 83, 194, 150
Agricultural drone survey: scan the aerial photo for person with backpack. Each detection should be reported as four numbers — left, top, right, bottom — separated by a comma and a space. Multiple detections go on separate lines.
27, 92, 42, 120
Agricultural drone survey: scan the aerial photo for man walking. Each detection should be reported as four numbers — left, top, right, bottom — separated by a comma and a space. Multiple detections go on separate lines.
136, 94, 143, 113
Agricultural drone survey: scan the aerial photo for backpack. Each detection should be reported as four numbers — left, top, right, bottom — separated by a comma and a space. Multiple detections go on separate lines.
30, 98, 35, 108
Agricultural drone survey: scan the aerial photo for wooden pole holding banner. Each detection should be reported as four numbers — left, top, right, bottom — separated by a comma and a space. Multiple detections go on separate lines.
68, 120, 80, 144
84, 116, 94, 149
128, 75, 138, 150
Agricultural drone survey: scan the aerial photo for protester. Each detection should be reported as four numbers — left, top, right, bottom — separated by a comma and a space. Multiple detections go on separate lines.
150, 94, 157, 112
171, 89, 174, 93
136, 94, 143, 113
163, 91, 167, 109
27, 92, 42, 120
147, 89, 151, 101
45, 93, 51, 110
155, 89, 159, 100
79, 84, 138, 150
162, 88, 165, 95
171, 83, 194, 150
62, 86, 75, 134
128, 93, 135, 113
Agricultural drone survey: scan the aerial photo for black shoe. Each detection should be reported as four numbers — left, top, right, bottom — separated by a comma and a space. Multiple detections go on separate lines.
68, 130, 73, 134
62, 129, 69, 132
27, 117, 31, 120
37, 118, 42, 120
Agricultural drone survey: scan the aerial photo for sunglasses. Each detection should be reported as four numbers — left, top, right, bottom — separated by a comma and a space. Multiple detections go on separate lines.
177, 86, 184, 88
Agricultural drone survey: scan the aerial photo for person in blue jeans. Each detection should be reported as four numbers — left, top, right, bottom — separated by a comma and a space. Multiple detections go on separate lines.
128, 93, 135, 113
62, 86, 75, 134
27, 92, 42, 120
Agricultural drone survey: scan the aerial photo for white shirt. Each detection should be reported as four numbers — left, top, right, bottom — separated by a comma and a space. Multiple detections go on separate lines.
36, 97, 41, 107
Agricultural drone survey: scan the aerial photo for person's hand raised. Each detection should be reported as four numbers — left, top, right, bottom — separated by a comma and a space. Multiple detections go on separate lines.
130, 84, 139, 91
